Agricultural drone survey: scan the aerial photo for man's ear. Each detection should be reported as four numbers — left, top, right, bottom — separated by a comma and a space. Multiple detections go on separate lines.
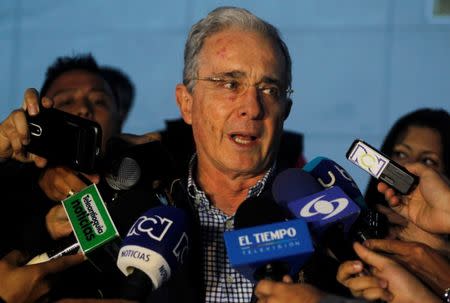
175, 84, 193, 125
283, 98, 292, 121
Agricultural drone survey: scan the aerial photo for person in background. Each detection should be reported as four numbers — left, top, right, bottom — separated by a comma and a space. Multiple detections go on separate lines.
336, 109, 450, 302
1, 54, 122, 252
0, 54, 124, 299
100, 66, 135, 129
365, 108, 449, 206
363, 108, 450, 253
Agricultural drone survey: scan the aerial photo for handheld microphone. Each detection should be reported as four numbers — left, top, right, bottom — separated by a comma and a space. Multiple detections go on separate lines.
302, 157, 388, 243
101, 137, 175, 187
303, 156, 366, 210
105, 157, 141, 191
27, 184, 121, 266
226, 190, 314, 283
271, 168, 360, 237
28, 139, 173, 265
116, 206, 191, 301
271, 168, 323, 208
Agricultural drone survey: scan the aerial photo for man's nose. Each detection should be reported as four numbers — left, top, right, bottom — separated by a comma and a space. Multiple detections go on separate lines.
238, 86, 265, 119
76, 100, 94, 119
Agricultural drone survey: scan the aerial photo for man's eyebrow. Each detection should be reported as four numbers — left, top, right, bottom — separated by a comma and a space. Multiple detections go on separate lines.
51, 87, 109, 97
212, 71, 283, 86
212, 70, 246, 78
260, 76, 283, 87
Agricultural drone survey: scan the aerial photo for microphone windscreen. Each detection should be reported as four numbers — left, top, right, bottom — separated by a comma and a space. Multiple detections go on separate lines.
117, 206, 191, 290
102, 137, 175, 187
272, 168, 322, 207
234, 190, 289, 229
105, 157, 141, 190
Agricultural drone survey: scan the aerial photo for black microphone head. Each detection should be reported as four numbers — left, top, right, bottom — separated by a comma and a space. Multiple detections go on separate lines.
234, 189, 290, 229
272, 168, 323, 208
101, 136, 176, 187
105, 157, 141, 190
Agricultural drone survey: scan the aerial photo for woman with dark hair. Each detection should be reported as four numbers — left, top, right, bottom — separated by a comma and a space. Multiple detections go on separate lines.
337, 108, 450, 302
365, 108, 450, 207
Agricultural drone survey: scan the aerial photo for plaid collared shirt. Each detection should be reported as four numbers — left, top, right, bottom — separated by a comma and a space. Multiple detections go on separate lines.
187, 154, 274, 303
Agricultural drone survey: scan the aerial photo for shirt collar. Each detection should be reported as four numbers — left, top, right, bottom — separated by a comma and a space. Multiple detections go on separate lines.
187, 153, 275, 204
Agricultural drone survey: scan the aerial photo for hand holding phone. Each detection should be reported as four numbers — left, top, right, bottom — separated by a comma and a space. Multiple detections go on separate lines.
346, 139, 419, 194
26, 108, 102, 173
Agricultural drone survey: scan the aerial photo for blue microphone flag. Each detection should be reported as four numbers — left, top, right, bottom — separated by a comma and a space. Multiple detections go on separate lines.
224, 219, 314, 282
287, 186, 360, 234
117, 206, 190, 289
303, 156, 367, 210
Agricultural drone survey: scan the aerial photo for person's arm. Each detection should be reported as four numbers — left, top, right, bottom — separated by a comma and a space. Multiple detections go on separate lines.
336, 260, 390, 301
255, 276, 366, 303
0, 89, 51, 167
38, 166, 99, 201
255, 275, 326, 303
364, 238, 450, 296
378, 162, 450, 234
353, 242, 441, 303
0, 250, 84, 303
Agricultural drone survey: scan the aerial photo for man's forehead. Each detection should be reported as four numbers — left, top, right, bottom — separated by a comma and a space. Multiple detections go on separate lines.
46, 70, 111, 97
198, 29, 286, 80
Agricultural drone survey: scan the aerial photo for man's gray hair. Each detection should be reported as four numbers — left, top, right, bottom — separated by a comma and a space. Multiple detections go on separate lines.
183, 6, 292, 92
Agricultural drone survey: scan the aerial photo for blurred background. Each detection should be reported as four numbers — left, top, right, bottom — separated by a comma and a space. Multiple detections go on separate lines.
0, 0, 449, 190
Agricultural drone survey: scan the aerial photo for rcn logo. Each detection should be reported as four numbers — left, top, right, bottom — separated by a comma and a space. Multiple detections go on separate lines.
127, 215, 173, 241
300, 195, 348, 220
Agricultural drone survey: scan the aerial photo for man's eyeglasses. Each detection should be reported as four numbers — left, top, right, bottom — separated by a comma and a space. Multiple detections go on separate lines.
191, 76, 293, 102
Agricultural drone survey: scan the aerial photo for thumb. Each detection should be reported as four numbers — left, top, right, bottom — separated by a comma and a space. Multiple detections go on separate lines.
353, 242, 386, 271
37, 253, 85, 275
2, 250, 30, 266
282, 275, 293, 283
403, 162, 427, 177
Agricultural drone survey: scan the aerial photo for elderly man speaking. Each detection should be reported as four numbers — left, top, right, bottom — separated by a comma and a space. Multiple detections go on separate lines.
172, 6, 293, 303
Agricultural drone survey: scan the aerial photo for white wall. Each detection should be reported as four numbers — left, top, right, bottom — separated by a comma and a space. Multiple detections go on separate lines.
1, 0, 449, 190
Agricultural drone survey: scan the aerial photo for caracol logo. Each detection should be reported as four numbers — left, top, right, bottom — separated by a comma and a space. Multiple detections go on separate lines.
127, 215, 173, 241
300, 195, 348, 220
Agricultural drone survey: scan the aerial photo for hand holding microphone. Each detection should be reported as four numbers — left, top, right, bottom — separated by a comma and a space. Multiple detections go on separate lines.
338, 242, 441, 303
45, 205, 73, 240
38, 166, 100, 201
0, 250, 84, 303
377, 162, 450, 234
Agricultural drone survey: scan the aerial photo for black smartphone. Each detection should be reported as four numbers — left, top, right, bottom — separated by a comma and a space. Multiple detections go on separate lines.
26, 108, 102, 173
346, 139, 419, 195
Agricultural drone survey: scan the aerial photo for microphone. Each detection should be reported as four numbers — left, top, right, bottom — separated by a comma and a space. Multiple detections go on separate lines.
116, 206, 191, 301
27, 184, 121, 266
303, 156, 366, 210
302, 157, 388, 243
105, 157, 141, 191
271, 168, 323, 209
28, 138, 175, 264
271, 167, 360, 238
225, 190, 314, 283
101, 137, 175, 187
